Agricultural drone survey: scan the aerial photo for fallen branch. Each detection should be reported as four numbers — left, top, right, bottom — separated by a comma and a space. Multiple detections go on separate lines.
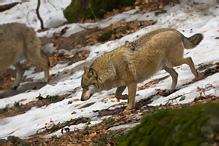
0, 2, 19, 12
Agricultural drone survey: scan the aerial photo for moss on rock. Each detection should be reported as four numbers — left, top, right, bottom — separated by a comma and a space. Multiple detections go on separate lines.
63, 0, 136, 23
118, 103, 219, 146
97, 29, 116, 42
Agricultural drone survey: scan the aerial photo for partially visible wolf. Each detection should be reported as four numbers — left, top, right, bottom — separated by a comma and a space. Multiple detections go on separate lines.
81, 28, 203, 111
0, 23, 50, 89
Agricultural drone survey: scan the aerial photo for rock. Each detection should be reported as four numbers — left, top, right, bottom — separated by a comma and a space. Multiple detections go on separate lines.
118, 103, 219, 145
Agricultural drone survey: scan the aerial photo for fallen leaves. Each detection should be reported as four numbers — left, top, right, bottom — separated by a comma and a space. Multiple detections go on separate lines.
71, 111, 77, 115
0, 68, 15, 90
47, 50, 90, 68
138, 75, 169, 90
79, 102, 95, 109
19, 98, 27, 102
40, 20, 157, 53
119, 102, 127, 105
196, 84, 215, 97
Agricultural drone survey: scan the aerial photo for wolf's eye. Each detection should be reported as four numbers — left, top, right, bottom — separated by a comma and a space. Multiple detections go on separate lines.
83, 86, 88, 89
89, 83, 96, 86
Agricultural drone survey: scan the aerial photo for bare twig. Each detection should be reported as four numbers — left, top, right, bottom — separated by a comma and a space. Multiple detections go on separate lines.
16, 4, 31, 26
48, 0, 58, 11
36, 0, 45, 29
76, 24, 96, 31
89, 3, 101, 29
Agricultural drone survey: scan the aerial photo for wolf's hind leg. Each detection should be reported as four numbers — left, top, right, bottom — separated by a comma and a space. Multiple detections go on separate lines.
163, 65, 178, 92
115, 86, 128, 100
184, 57, 198, 77
12, 62, 25, 90
170, 56, 198, 77
26, 50, 50, 83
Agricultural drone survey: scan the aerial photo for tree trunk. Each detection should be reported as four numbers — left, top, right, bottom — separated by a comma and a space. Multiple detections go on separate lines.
36, 0, 45, 30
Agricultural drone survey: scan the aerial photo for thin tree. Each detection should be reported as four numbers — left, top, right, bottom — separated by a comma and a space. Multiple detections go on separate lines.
36, 0, 45, 29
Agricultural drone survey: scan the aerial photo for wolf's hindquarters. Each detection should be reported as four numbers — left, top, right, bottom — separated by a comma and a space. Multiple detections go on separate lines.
26, 50, 50, 83
181, 33, 204, 49
0, 23, 50, 89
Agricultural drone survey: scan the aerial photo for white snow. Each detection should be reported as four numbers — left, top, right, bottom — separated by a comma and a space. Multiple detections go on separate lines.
0, 0, 71, 29
0, 0, 218, 139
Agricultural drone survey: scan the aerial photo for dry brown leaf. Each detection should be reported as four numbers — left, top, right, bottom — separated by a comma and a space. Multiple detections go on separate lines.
119, 102, 127, 105
75, 104, 81, 107
109, 96, 115, 99
71, 111, 77, 115
5, 103, 10, 108
19, 98, 27, 102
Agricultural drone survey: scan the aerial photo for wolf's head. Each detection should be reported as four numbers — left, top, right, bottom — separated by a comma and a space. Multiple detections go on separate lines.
81, 66, 99, 101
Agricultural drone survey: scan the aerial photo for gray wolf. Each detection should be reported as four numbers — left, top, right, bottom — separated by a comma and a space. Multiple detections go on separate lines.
81, 28, 203, 111
0, 23, 50, 90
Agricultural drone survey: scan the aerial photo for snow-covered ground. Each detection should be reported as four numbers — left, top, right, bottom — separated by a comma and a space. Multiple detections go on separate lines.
0, 0, 218, 139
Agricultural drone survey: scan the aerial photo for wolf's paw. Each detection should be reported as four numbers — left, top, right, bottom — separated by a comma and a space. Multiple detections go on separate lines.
123, 108, 132, 113
42, 77, 49, 83
165, 89, 174, 94
158, 89, 175, 96
124, 105, 134, 112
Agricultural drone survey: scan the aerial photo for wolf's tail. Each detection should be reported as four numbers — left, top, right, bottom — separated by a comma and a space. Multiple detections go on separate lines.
181, 33, 203, 49
41, 50, 50, 67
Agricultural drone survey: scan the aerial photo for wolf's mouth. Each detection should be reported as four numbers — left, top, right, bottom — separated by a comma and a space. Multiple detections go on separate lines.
89, 94, 93, 99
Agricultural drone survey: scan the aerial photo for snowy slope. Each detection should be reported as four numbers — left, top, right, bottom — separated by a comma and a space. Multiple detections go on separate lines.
0, 0, 71, 29
0, 0, 218, 139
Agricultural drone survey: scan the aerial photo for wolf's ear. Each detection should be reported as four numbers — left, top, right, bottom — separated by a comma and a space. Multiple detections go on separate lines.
88, 68, 96, 78
125, 41, 130, 45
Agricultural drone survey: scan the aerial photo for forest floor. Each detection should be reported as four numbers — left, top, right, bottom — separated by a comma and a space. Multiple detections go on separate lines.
0, 1, 218, 145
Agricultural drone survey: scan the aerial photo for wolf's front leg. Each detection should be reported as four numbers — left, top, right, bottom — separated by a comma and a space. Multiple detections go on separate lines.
12, 62, 25, 90
115, 86, 128, 100
124, 82, 137, 111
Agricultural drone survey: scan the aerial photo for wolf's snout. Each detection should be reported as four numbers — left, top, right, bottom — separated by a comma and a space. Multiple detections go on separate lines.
81, 93, 93, 101
81, 96, 89, 101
